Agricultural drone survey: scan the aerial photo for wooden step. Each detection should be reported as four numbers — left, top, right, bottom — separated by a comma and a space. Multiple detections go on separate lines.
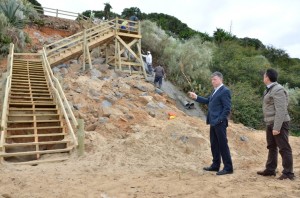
12, 79, 47, 83
10, 94, 53, 100
8, 115, 60, 121
4, 140, 69, 147
9, 94, 52, 98
6, 126, 63, 131
11, 81, 47, 85
6, 133, 67, 139
10, 89, 50, 93
7, 157, 70, 165
0, 147, 72, 157
9, 107, 58, 111
12, 69, 44, 72
9, 103, 57, 108
9, 100, 54, 104
11, 84, 48, 88
9, 101, 56, 107
12, 75, 46, 79
13, 65, 42, 67
12, 72, 45, 76
7, 120, 60, 124
13, 63, 40, 65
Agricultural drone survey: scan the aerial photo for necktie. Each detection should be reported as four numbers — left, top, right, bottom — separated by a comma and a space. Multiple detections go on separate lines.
211, 89, 217, 97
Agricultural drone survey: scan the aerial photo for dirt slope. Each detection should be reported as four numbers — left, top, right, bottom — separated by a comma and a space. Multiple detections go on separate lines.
0, 18, 299, 198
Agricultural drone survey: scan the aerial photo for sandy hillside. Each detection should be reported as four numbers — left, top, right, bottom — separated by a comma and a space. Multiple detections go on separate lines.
0, 22, 299, 198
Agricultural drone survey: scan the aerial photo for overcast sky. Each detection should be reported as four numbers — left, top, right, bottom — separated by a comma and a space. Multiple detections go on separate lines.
37, 0, 300, 59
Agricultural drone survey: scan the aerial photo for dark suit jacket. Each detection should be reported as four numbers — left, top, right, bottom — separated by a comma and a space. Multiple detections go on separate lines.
195, 85, 231, 126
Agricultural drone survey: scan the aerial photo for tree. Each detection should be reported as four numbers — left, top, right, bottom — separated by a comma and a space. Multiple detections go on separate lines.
121, 7, 141, 19
263, 45, 291, 67
27, 0, 43, 14
103, 2, 112, 20
239, 37, 265, 50
145, 13, 202, 40
81, 10, 119, 20
213, 28, 236, 46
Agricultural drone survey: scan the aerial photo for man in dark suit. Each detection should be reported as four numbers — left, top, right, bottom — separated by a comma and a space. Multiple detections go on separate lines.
188, 71, 233, 175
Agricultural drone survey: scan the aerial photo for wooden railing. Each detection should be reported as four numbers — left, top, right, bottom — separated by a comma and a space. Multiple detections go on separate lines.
41, 49, 78, 146
33, 5, 89, 21
0, 44, 14, 150
44, 19, 116, 58
44, 18, 139, 60
115, 18, 140, 34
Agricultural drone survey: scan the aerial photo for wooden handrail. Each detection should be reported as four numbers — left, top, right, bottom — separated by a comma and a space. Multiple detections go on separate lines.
33, 5, 89, 21
41, 49, 78, 146
0, 44, 14, 149
44, 20, 115, 57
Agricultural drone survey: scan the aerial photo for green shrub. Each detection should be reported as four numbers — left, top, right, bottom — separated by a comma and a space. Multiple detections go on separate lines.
230, 82, 264, 129
284, 84, 300, 134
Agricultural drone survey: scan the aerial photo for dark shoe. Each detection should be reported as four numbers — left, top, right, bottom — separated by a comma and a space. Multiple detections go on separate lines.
278, 173, 295, 180
203, 166, 219, 172
216, 170, 233, 175
257, 170, 276, 176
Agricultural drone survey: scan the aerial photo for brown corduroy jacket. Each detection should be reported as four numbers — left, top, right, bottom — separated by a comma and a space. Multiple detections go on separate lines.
263, 82, 290, 131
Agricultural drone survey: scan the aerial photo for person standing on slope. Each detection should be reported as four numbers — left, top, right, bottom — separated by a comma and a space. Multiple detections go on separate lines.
153, 64, 166, 89
188, 71, 233, 176
257, 68, 294, 180
142, 51, 153, 75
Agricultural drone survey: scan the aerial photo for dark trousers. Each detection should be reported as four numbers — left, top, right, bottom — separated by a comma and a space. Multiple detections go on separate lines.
210, 121, 233, 171
147, 64, 153, 74
265, 121, 293, 175
154, 76, 163, 88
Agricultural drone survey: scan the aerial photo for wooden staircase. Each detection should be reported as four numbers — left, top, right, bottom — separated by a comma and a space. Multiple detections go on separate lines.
45, 22, 115, 66
0, 58, 72, 164
0, 16, 144, 164
44, 18, 146, 77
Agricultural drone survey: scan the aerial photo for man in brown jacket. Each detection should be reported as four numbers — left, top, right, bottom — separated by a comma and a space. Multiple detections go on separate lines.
153, 65, 166, 89
257, 68, 294, 180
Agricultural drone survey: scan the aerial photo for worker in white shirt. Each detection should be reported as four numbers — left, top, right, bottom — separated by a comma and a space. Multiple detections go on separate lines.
142, 51, 153, 75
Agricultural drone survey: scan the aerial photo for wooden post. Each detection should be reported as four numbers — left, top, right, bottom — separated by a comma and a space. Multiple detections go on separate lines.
83, 29, 86, 70
77, 119, 84, 156
114, 38, 117, 70
105, 44, 108, 64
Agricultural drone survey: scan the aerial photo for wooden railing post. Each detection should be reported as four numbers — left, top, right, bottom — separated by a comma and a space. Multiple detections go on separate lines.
77, 119, 84, 156
83, 29, 86, 70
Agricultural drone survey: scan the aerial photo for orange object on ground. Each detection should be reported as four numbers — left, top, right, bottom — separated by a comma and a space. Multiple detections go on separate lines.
168, 112, 176, 116
169, 115, 176, 119
168, 112, 176, 119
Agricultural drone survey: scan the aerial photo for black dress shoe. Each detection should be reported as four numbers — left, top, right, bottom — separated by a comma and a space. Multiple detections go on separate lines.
203, 166, 219, 172
278, 173, 295, 180
257, 170, 276, 176
216, 170, 233, 175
